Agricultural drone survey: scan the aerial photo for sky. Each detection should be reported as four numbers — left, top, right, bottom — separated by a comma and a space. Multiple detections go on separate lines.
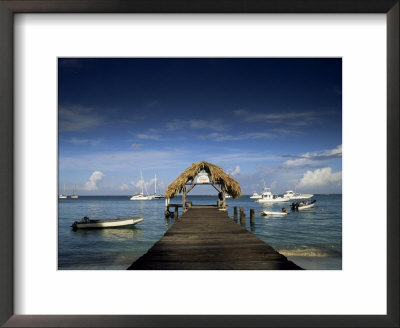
58, 58, 342, 196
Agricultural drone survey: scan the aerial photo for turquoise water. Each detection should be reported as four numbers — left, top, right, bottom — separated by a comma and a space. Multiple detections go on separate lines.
58, 194, 342, 270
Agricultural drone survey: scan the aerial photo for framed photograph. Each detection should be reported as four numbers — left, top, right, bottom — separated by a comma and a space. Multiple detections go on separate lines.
1, 1, 398, 327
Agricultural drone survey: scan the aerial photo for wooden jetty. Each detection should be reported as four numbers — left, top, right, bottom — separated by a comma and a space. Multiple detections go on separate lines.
128, 206, 302, 270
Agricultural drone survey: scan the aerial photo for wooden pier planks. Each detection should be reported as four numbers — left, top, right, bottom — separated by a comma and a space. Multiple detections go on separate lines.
128, 206, 302, 270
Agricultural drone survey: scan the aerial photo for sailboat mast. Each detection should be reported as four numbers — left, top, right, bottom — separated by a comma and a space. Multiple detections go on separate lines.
140, 170, 144, 194
155, 174, 157, 194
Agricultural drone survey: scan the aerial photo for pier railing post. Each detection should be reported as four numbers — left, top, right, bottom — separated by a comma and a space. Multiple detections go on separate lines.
250, 209, 255, 226
233, 206, 238, 222
240, 207, 245, 225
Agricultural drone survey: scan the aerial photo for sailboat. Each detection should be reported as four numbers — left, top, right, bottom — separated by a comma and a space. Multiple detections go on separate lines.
130, 170, 153, 200
152, 174, 164, 199
71, 184, 79, 199
58, 184, 67, 199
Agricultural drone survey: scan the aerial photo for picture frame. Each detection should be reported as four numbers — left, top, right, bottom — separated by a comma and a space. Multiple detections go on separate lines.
0, 0, 398, 327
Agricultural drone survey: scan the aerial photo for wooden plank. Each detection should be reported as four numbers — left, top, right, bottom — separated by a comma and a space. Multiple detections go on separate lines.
128, 207, 302, 270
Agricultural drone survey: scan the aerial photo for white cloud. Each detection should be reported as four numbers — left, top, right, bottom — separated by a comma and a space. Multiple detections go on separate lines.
281, 145, 342, 168
136, 133, 160, 140
59, 106, 104, 131
199, 131, 275, 142
131, 143, 143, 149
234, 109, 327, 127
59, 149, 190, 171
119, 183, 130, 191
83, 171, 104, 191
166, 119, 228, 132
297, 167, 342, 189
324, 144, 342, 156
67, 137, 102, 146
227, 165, 241, 176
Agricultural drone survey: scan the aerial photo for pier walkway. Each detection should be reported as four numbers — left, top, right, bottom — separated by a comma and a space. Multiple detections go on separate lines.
128, 206, 302, 270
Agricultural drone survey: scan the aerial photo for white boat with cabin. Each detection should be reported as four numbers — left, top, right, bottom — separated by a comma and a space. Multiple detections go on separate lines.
58, 184, 67, 199
71, 184, 79, 199
130, 193, 153, 200
130, 170, 152, 200
283, 190, 313, 199
71, 216, 143, 230
250, 181, 276, 199
150, 174, 164, 199
250, 192, 262, 199
256, 187, 290, 203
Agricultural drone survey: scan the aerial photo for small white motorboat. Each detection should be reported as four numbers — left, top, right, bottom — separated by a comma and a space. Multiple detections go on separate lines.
250, 192, 262, 199
260, 210, 288, 217
291, 200, 316, 211
283, 190, 313, 199
298, 202, 316, 210
71, 216, 143, 230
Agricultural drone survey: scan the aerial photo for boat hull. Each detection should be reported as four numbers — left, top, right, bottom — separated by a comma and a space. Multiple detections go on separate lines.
297, 203, 315, 210
72, 217, 143, 229
257, 198, 289, 203
261, 211, 288, 217
130, 196, 153, 200
289, 194, 313, 200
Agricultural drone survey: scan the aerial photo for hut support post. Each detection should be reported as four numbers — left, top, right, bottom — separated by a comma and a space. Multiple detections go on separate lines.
186, 181, 196, 194
182, 187, 187, 212
221, 184, 226, 209
165, 198, 170, 217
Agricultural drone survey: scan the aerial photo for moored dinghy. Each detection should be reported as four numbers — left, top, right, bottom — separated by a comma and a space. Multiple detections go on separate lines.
260, 211, 289, 217
291, 200, 316, 211
71, 216, 143, 230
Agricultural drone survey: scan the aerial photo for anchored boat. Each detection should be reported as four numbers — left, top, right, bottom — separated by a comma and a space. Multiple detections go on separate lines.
58, 184, 67, 199
291, 200, 316, 211
250, 192, 262, 199
260, 210, 289, 217
70, 184, 79, 199
256, 187, 289, 203
71, 216, 143, 230
283, 190, 313, 200
130, 170, 152, 200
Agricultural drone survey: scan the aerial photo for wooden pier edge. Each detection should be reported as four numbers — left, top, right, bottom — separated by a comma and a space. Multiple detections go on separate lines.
128, 206, 302, 270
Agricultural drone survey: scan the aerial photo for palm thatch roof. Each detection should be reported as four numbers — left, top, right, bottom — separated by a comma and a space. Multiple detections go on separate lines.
164, 161, 242, 199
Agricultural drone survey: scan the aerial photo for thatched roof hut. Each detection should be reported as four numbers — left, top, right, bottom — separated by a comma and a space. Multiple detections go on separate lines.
164, 161, 242, 199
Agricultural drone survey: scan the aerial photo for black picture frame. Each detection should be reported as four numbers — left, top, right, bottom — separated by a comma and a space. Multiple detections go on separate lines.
0, 1, 398, 327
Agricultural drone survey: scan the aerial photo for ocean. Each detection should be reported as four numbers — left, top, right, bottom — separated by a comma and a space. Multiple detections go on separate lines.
58, 194, 342, 270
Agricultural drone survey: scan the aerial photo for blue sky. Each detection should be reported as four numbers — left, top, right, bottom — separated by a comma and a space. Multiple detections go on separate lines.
58, 58, 342, 196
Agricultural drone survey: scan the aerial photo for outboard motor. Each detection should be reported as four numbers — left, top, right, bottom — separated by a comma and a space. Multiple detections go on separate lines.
71, 221, 78, 230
